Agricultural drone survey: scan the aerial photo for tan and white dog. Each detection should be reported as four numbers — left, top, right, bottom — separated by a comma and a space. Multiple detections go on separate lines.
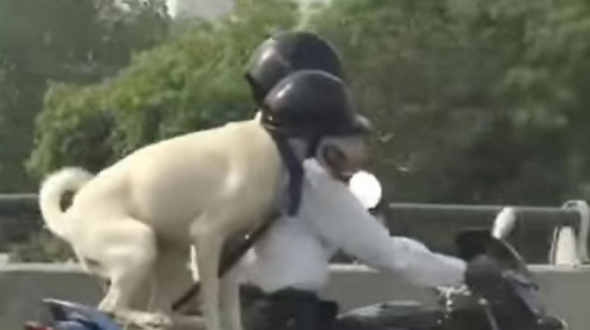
39, 116, 368, 330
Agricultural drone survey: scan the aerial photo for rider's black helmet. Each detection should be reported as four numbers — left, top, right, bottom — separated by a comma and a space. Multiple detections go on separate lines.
245, 31, 345, 106
262, 70, 372, 138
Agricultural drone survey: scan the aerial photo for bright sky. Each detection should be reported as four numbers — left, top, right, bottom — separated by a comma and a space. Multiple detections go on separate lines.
165, 0, 234, 19
165, 0, 331, 19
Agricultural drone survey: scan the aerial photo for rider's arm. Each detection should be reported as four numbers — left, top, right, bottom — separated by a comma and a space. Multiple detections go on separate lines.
301, 160, 466, 288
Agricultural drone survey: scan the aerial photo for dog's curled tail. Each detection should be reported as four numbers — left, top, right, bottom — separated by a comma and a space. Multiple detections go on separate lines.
39, 167, 93, 238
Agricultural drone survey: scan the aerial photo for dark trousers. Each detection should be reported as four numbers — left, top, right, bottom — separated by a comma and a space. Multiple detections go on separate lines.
241, 285, 339, 330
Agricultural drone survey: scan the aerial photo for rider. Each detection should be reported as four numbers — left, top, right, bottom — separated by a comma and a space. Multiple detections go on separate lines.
237, 34, 467, 329
331, 170, 388, 263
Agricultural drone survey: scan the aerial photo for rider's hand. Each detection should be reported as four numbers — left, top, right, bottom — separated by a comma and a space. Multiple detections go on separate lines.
436, 285, 479, 312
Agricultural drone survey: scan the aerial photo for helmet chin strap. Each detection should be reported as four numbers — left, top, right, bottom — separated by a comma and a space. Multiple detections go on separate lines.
306, 134, 322, 158
268, 132, 306, 216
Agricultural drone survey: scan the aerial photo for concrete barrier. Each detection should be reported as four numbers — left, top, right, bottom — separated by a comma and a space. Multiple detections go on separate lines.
0, 264, 100, 329
1, 264, 589, 330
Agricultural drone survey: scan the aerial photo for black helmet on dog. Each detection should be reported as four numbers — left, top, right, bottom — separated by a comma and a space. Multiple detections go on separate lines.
262, 70, 371, 138
245, 31, 345, 106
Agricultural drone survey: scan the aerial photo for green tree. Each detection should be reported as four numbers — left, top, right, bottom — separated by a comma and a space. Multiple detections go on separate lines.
0, 0, 168, 192
27, 0, 298, 177
306, 0, 590, 205
29, 0, 590, 207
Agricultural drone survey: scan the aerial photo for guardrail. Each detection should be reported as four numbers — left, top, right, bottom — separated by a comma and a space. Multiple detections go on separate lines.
0, 194, 41, 251
383, 201, 590, 265
0, 194, 588, 264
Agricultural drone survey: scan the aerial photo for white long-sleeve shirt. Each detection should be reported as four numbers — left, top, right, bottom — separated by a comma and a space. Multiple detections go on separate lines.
241, 159, 466, 293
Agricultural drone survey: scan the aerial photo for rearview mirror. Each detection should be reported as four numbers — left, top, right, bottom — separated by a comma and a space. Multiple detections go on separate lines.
456, 228, 528, 271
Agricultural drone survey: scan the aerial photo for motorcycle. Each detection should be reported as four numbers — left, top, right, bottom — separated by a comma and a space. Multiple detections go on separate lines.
337, 228, 568, 330
24, 298, 122, 330
24, 229, 567, 330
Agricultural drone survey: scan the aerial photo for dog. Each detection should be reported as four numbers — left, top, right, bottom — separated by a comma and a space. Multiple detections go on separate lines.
39, 116, 368, 330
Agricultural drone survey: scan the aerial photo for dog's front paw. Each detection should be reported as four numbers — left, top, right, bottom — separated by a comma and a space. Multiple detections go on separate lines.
140, 313, 173, 328
114, 311, 173, 330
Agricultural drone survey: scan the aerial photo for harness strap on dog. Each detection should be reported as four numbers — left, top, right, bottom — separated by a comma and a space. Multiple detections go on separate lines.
172, 128, 306, 311
172, 210, 280, 311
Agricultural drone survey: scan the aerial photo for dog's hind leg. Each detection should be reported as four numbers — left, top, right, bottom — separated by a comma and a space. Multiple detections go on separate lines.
150, 243, 199, 315
192, 223, 225, 330
96, 219, 170, 327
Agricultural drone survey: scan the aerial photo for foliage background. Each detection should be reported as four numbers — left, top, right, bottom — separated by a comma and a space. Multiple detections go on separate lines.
22, 0, 590, 206
2, 0, 590, 259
